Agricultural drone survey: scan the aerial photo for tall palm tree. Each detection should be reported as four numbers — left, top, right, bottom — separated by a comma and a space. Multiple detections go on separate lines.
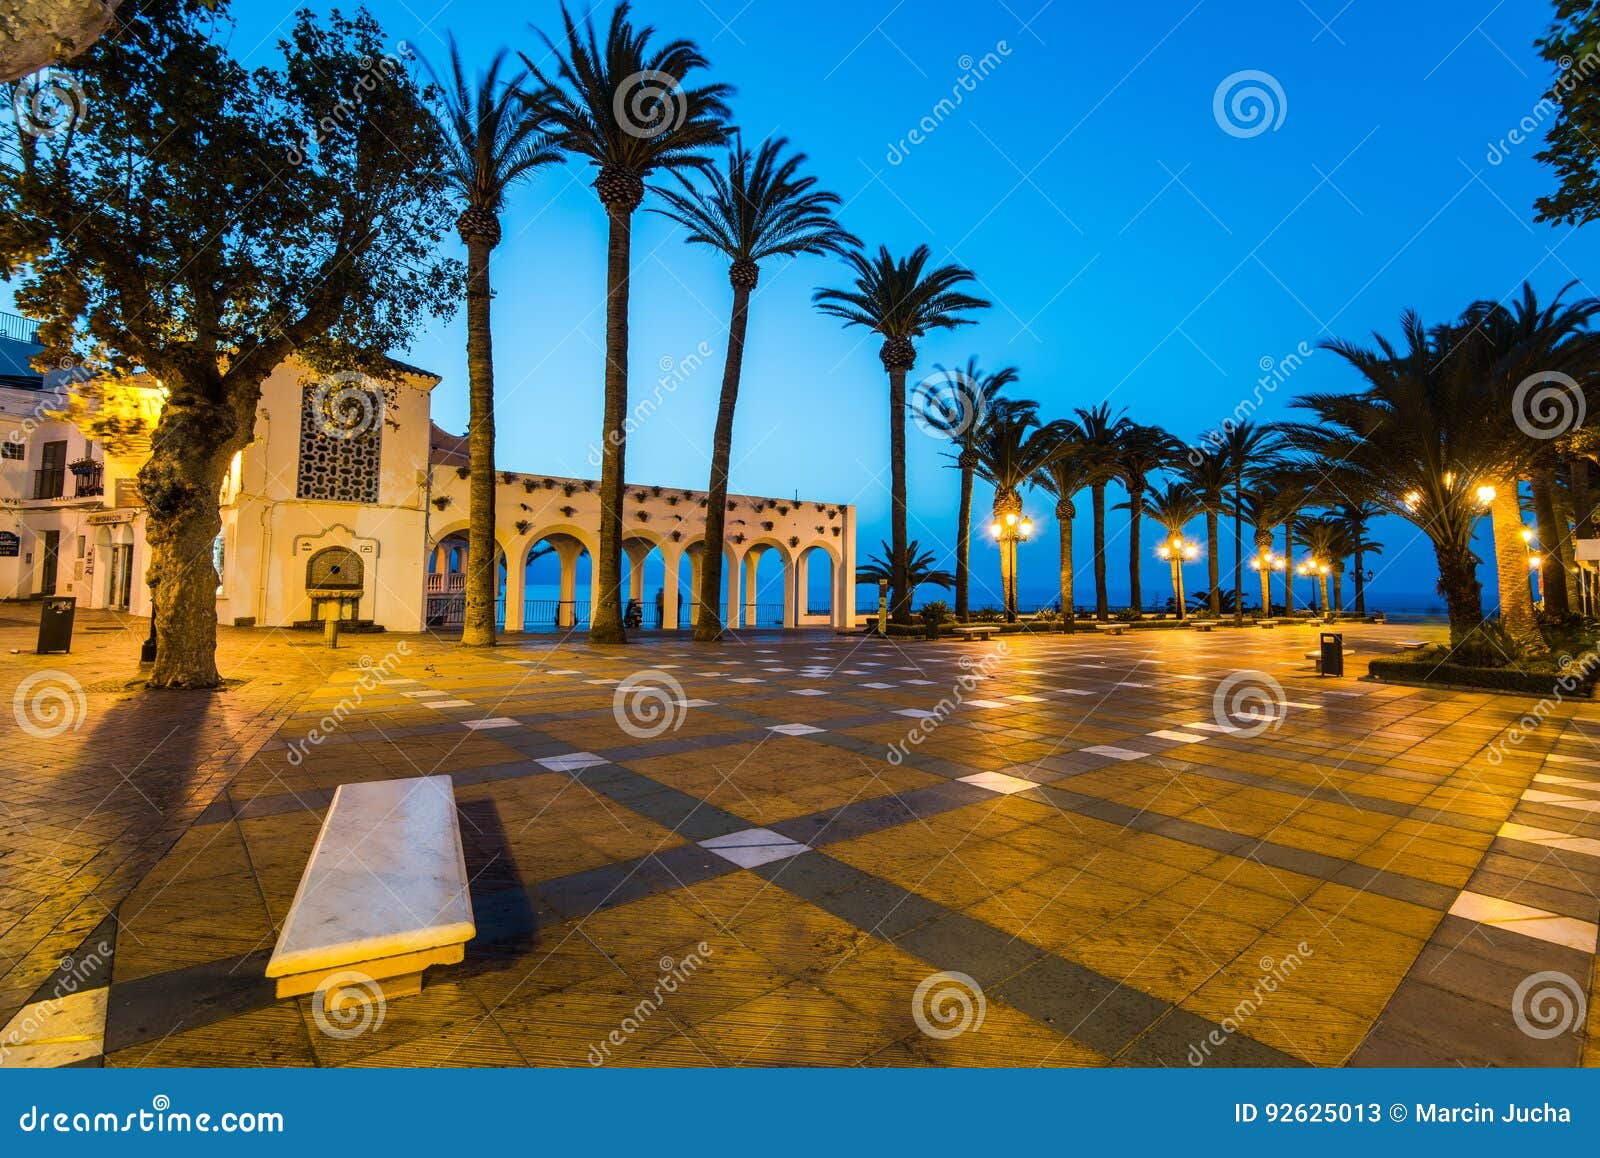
971, 402, 1058, 621
1072, 403, 1131, 620
919, 358, 1025, 621
651, 136, 856, 641
1116, 423, 1177, 615
1141, 481, 1204, 619
526, 2, 732, 644
429, 39, 562, 646
814, 245, 989, 624
1235, 490, 1279, 617
1035, 423, 1095, 621
1213, 421, 1280, 625
1298, 515, 1343, 614
1456, 282, 1600, 655
1178, 448, 1230, 616
1284, 311, 1504, 644
1335, 499, 1383, 614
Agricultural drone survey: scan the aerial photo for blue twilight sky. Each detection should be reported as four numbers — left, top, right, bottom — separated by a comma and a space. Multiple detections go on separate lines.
15, 0, 1595, 611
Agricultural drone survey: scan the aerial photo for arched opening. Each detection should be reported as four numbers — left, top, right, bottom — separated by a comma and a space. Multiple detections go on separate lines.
622, 537, 668, 629
676, 542, 702, 629
425, 531, 505, 630
742, 543, 790, 628
801, 545, 833, 623
522, 531, 592, 632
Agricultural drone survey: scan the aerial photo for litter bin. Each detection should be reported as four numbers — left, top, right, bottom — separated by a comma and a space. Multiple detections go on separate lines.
36, 595, 76, 655
1319, 631, 1344, 677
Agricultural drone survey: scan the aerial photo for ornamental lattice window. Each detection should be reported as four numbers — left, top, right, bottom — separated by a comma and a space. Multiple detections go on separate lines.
296, 380, 382, 503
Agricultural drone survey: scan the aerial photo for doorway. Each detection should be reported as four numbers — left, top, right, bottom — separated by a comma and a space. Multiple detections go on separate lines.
39, 530, 59, 595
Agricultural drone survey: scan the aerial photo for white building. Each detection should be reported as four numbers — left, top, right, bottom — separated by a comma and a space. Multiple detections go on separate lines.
0, 314, 857, 634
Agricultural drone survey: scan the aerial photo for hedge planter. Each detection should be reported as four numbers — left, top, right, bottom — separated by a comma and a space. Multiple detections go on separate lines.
1367, 652, 1600, 698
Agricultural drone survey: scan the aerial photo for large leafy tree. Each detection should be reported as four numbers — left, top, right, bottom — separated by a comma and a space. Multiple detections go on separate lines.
651, 136, 856, 641
814, 244, 988, 624
1070, 402, 1130, 620
6, 2, 457, 686
525, 1, 731, 644
919, 357, 1023, 621
1533, 1, 1600, 225
429, 38, 561, 647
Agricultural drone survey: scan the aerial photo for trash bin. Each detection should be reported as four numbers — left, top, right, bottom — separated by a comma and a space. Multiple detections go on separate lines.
36, 595, 76, 655
1319, 631, 1344, 677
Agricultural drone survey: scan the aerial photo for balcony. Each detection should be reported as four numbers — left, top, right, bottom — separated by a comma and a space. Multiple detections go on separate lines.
32, 468, 64, 500
70, 459, 103, 497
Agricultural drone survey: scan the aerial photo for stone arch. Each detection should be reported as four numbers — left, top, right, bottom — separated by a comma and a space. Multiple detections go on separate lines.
735, 538, 796, 629
519, 526, 595, 632
425, 521, 512, 631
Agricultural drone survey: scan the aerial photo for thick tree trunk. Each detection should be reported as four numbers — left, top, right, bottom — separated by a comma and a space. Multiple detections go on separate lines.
590, 206, 632, 644
1282, 525, 1295, 615
1256, 531, 1272, 617
1092, 483, 1108, 620
1353, 545, 1366, 614
1490, 482, 1547, 657
1434, 539, 1484, 646
888, 365, 912, 625
1332, 571, 1344, 612
1205, 509, 1220, 614
1530, 467, 1570, 617
954, 463, 973, 620
461, 237, 497, 647
694, 283, 751, 642
1548, 466, 1581, 613
1058, 518, 1073, 621
0, 0, 121, 83
1232, 484, 1245, 625
138, 383, 249, 689
1127, 488, 1143, 614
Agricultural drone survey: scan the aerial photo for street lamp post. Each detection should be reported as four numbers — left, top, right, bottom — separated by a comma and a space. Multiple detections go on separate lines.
1248, 549, 1283, 619
1156, 534, 1198, 620
989, 506, 1033, 622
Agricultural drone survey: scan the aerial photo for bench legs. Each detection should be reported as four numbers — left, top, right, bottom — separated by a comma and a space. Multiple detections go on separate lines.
273, 943, 466, 1008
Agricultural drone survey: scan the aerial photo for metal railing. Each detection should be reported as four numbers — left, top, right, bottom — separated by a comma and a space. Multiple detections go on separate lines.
523, 599, 590, 632
32, 468, 64, 499
73, 463, 103, 497
424, 595, 506, 630
0, 312, 39, 344
745, 601, 785, 627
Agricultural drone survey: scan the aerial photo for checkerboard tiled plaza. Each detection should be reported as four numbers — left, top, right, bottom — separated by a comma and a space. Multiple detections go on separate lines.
7, 614, 1600, 1067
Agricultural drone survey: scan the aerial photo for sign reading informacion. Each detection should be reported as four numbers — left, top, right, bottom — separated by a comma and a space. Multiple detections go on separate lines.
0, 530, 18, 557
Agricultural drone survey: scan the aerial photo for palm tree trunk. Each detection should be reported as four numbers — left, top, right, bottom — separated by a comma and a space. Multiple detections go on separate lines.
1128, 488, 1144, 614
1548, 467, 1581, 614
1352, 544, 1366, 614
1332, 570, 1344, 612
887, 367, 912, 624
1318, 572, 1330, 615
1205, 509, 1220, 614
461, 236, 497, 647
1531, 467, 1570, 616
1092, 482, 1108, 620
694, 283, 751, 642
954, 462, 973, 621
1282, 524, 1295, 615
1058, 516, 1073, 623
1232, 482, 1245, 626
1490, 482, 1547, 657
1435, 539, 1484, 644
1256, 531, 1272, 617
590, 206, 632, 644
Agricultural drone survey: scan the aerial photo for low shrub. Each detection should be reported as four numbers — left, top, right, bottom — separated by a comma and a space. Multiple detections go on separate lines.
1367, 647, 1600, 697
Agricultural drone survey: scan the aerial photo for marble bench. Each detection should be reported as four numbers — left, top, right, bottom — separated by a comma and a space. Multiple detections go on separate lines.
1094, 622, 1128, 635
949, 625, 995, 641
266, 775, 475, 1010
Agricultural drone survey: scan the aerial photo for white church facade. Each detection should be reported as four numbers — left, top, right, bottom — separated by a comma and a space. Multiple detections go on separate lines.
0, 314, 858, 634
